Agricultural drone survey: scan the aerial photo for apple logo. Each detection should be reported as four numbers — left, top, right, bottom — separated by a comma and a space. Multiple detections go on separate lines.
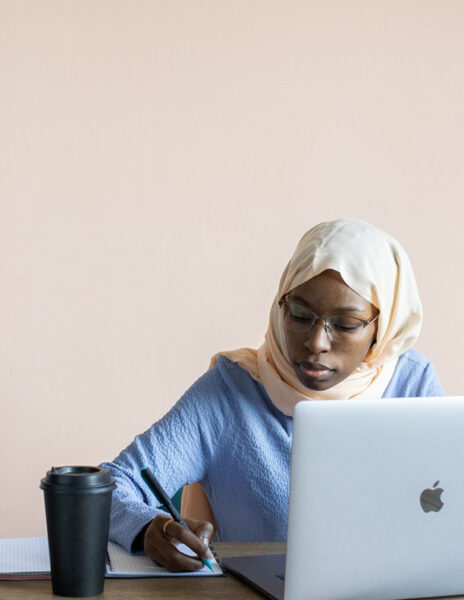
420, 480, 444, 513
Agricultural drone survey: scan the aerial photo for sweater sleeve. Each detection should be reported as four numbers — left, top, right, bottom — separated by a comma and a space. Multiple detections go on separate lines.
101, 366, 227, 552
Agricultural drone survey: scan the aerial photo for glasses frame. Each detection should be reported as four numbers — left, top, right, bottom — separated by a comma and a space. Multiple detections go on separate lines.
278, 293, 379, 337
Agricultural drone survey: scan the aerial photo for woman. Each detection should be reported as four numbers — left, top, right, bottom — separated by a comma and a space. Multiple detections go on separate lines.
102, 218, 443, 572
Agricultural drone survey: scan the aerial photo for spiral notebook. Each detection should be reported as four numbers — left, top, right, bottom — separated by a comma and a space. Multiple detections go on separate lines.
0, 537, 222, 580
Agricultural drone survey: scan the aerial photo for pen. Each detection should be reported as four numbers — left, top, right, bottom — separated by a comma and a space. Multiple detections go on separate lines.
140, 466, 214, 572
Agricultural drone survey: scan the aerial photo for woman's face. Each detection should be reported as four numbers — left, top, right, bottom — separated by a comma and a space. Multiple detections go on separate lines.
282, 269, 379, 391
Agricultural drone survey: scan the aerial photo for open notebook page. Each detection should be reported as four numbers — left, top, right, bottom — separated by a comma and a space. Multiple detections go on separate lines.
0, 537, 222, 579
0, 537, 50, 576
106, 540, 222, 577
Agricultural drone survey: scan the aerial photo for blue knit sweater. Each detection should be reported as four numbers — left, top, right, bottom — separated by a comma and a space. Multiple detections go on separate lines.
102, 350, 443, 551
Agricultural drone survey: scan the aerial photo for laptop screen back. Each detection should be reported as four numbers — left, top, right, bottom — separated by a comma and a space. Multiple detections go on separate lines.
285, 396, 464, 600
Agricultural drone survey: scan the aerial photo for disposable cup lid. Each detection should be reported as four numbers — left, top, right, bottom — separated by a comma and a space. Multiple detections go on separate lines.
40, 466, 115, 492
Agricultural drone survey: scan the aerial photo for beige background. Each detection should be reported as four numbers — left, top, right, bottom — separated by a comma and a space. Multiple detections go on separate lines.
1, 1, 463, 538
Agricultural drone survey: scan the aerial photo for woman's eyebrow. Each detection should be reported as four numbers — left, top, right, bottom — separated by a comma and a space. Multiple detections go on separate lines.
333, 306, 366, 313
289, 295, 365, 314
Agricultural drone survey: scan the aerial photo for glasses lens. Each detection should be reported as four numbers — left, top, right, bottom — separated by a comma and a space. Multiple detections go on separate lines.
285, 301, 316, 330
328, 315, 365, 334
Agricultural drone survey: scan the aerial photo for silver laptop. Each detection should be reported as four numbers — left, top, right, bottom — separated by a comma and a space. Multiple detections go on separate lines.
223, 396, 464, 600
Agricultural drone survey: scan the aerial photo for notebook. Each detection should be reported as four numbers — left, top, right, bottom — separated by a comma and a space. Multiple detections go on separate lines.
0, 536, 222, 580
223, 396, 464, 600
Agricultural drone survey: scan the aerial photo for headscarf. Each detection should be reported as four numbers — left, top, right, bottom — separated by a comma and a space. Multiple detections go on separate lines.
210, 218, 422, 416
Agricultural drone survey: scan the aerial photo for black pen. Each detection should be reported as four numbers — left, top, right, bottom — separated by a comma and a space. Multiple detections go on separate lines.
140, 466, 214, 571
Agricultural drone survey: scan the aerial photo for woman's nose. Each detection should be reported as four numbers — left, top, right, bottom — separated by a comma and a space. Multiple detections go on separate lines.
303, 320, 331, 353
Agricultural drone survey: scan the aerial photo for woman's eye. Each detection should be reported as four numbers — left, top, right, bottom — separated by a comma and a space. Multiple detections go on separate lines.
290, 312, 311, 322
331, 317, 362, 332
289, 305, 312, 321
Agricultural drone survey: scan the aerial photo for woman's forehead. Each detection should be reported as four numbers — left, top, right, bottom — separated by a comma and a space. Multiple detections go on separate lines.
288, 269, 376, 314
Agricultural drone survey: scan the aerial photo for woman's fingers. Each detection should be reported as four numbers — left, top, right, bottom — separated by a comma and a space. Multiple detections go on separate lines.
186, 517, 215, 558
143, 515, 213, 572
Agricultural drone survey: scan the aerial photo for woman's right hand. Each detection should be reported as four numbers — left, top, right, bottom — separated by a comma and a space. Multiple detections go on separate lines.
143, 514, 214, 572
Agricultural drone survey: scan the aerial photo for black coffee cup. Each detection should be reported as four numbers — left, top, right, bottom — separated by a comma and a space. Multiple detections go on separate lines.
40, 466, 115, 597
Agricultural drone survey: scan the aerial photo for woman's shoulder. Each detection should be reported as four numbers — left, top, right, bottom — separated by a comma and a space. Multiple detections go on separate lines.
186, 355, 257, 393
396, 349, 433, 368
174, 355, 264, 415
213, 354, 255, 377
384, 349, 444, 397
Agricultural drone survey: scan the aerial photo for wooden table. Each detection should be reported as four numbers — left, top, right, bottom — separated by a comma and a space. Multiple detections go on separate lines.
0, 542, 286, 599
3, 542, 462, 600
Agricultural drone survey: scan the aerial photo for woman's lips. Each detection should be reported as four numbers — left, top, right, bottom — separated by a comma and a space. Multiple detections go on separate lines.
298, 362, 334, 381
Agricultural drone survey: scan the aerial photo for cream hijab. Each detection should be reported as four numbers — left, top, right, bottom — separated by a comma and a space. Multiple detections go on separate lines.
210, 219, 422, 416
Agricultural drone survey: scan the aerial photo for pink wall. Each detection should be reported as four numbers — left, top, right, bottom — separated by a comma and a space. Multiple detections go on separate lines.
1, 0, 463, 537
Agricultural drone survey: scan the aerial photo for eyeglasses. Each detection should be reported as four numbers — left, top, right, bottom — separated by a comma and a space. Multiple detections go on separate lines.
278, 294, 379, 341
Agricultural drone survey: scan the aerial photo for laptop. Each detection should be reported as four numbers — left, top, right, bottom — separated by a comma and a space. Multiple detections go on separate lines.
222, 396, 464, 600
